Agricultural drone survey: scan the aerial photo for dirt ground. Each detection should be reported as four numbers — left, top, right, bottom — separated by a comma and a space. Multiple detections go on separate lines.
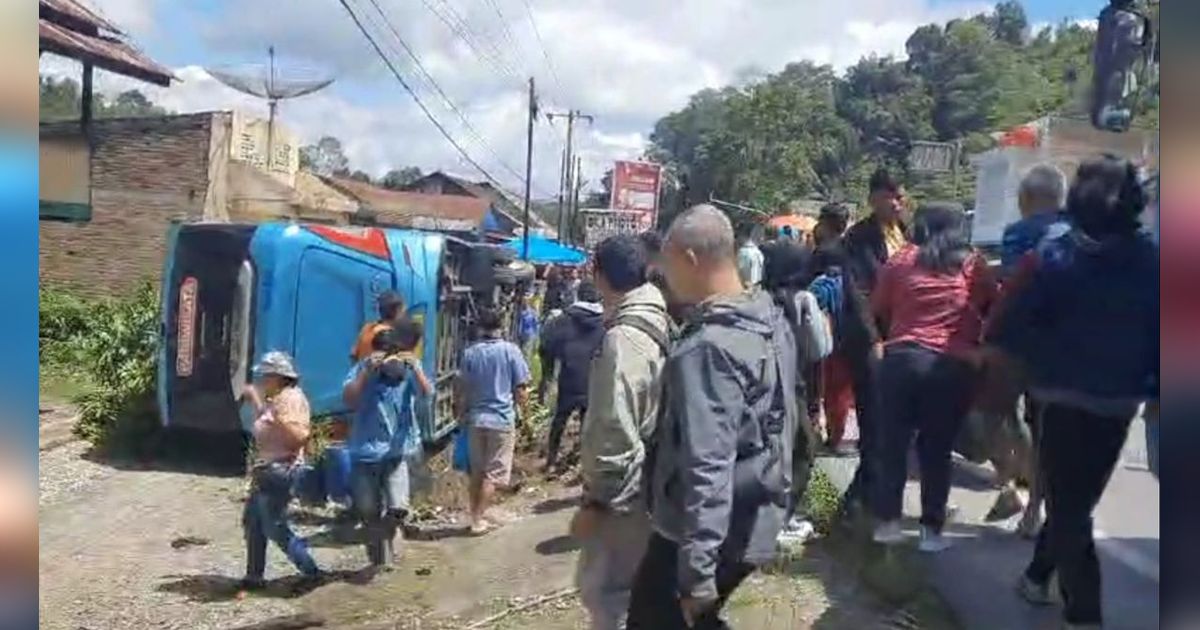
39, 402, 939, 630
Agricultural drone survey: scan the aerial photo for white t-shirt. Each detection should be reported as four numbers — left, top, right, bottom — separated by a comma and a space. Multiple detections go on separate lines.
736, 243, 764, 287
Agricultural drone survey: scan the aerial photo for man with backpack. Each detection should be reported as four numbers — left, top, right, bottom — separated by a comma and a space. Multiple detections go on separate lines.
571, 234, 671, 630
627, 205, 797, 630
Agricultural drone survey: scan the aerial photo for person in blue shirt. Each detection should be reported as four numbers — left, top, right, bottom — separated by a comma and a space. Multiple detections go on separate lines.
1000, 163, 1070, 277
456, 308, 532, 535
517, 292, 540, 358
342, 321, 432, 568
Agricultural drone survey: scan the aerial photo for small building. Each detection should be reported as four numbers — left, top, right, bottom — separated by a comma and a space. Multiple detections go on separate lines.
404, 170, 554, 237
324, 176, 506, 237
39, 112, 357, 296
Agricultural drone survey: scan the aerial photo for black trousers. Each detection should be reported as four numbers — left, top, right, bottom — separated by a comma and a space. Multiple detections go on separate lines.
1025, 403, 1133, 625
874, 343, 974, 531
546, 399, 586, 467
627, 533, 754, 630
843, 350, 882, 508
788, 388, 816, 521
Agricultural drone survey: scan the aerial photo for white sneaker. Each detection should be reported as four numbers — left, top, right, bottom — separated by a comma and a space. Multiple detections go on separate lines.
873, 520, 905, 545
778, 518, 816, 544
917, 526, 951, 553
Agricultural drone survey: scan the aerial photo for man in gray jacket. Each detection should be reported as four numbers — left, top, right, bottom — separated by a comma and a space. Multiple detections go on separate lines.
627, 205, 798, 630
570, 234, 671, 630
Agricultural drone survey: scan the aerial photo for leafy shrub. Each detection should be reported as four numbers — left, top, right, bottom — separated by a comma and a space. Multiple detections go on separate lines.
803, 467, 843, 535
67, 283, 162, 454
39, 287, 93, 367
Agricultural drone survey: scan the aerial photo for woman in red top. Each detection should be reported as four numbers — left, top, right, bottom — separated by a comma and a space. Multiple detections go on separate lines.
869, 202, 998, 553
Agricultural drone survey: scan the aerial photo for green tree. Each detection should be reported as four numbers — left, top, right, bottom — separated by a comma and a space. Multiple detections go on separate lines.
988, 0, 1029, 46
101, 90, 168, 118
299, 136, 351, 177
380, 166, 423, 190
40, 76, 170, 121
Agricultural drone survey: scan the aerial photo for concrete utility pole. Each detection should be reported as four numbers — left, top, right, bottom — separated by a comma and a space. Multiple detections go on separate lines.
570, 154, 583, 244
522, 77, 537, 260
545, 108, 593, 241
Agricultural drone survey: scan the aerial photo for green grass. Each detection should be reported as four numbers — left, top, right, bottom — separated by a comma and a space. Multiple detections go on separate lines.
39, 365, 95, 404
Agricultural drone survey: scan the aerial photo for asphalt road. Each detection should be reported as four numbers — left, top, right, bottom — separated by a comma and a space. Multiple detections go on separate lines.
817, 417, 1159, 630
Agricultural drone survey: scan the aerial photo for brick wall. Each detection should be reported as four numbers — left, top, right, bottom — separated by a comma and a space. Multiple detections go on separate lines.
39, 113, 217, 298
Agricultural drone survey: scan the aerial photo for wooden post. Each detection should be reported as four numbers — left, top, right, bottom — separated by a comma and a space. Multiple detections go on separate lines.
81, 61, 94, 129
522, 78, 536, 260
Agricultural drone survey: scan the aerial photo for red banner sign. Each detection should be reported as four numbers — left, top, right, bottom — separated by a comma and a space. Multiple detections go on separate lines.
609, 160, 662, 230
176, 277, 197, 377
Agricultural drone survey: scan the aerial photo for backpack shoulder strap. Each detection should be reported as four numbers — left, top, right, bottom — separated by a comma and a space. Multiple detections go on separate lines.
608, 314, 671, 356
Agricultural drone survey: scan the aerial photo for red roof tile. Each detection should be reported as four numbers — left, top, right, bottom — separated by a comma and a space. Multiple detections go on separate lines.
325, 176, 493, 229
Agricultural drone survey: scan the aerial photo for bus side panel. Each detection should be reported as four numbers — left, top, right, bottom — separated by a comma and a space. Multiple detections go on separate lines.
384, 230, 452, 444
251, 224, 394, 424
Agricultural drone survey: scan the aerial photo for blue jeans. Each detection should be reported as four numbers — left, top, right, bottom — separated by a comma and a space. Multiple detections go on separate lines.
351, 457, 411, 566
243, 461, 319, 581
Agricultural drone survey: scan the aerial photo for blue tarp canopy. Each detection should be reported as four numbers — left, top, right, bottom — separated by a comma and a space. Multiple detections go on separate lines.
503, 235, 587, 265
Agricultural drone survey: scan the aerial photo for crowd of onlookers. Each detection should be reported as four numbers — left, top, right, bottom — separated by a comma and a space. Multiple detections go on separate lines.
231, 155, 1157, 630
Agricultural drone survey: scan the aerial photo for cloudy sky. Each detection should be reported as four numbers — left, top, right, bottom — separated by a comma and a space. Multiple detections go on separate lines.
40, 0, 1099, 198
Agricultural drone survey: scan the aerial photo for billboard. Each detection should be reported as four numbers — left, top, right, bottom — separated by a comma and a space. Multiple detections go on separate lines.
610, 160, 663, 230
580, 209, 644, 249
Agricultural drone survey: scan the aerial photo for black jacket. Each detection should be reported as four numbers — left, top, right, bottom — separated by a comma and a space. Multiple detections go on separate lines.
841, 214, 907, 295
539, 302, 605, 409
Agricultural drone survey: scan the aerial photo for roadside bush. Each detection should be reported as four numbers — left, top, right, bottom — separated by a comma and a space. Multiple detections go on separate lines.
39, 287, 93, 367
68, 283, 162, 454
803, 468, 843, 535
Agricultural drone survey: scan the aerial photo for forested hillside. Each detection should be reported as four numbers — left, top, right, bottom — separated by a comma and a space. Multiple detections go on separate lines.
647, 0, 1159, 224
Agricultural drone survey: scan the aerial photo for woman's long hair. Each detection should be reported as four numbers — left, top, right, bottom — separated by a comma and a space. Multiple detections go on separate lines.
911, 202, 972, 274
762, 240, 814, 327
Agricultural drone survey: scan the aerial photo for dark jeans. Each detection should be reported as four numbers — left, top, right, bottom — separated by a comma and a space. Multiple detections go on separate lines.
1025, 403, 1133, 625
626, 533, 754, 630
788, 390, 816, 521
243, 462, 319, 581
546, 400, 586, 467
351, 458, 411, 566
874, 344, 974, 531
842, 351, 882, 509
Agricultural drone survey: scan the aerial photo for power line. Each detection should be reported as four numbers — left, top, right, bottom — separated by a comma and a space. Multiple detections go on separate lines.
418, 0, 521, 84
519, 0, 565, 100
337, 0, 514, 194
479, 0, 525, 72
362, 0, 530, 187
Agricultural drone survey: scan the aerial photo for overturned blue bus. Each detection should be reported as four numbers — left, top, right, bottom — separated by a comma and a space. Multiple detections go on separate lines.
157, 221, 534, 449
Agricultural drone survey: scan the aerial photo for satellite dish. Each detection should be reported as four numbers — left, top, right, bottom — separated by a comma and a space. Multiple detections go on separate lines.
207, 47, 335, 168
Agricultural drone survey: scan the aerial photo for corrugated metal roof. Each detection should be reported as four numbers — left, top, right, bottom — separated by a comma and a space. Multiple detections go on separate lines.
325, 176, 494, 229
41, 0, 122, 35
39, 0, 174, 87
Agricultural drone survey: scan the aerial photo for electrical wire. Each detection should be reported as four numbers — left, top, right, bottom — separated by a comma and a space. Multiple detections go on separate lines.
362, 0, 531, 187
337, 0, 516, 194
519, 0, 565, 101
419, 0, 521, 84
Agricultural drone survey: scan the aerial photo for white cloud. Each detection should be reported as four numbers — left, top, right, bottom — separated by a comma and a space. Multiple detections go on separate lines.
52, 0, 1086, 199
78, 0, 158, 37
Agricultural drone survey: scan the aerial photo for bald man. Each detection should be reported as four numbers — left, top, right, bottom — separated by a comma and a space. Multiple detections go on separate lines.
627, 205, 797, 630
